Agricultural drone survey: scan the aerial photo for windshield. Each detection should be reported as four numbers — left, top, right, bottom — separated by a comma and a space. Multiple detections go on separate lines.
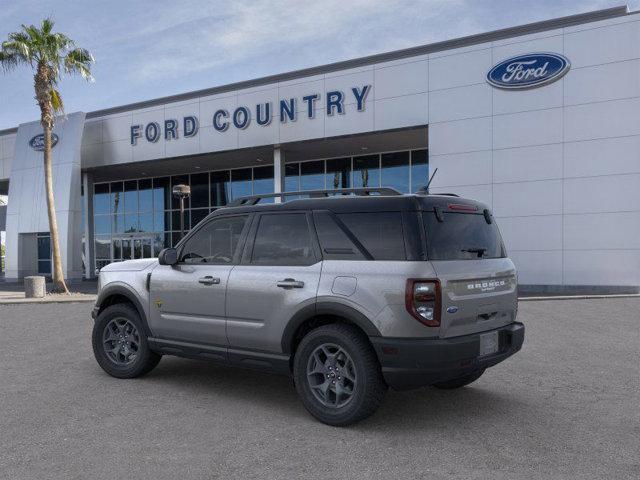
423, 211, 506, 261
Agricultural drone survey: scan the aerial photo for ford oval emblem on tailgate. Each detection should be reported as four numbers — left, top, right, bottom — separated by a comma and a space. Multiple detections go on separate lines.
447, 306, 459, 314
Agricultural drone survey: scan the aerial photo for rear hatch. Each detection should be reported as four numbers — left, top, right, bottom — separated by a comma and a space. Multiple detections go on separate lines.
422, 202, 517, 338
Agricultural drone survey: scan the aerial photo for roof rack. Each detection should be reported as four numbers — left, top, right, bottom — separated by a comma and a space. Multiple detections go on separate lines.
226, 187, 402, 207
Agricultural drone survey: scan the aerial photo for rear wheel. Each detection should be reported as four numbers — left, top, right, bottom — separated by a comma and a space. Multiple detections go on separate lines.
432, 369, 485, 389
293, 324, 387, 426
92, 303, 161, 379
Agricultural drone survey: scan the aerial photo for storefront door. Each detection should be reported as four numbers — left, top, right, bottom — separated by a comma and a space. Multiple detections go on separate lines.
112, 235, 155, 262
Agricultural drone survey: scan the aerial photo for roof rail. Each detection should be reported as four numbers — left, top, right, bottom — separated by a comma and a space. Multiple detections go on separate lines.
226, 187, 402, 207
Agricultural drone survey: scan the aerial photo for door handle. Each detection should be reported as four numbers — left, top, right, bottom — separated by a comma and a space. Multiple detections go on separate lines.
198, 276, 220, 285
277, 278, 305, 289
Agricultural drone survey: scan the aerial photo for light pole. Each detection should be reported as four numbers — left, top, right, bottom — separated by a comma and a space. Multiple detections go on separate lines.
172, 184, 191, 239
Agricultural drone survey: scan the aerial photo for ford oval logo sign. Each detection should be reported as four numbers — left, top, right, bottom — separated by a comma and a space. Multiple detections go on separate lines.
487, 53, 570, 90
29, 133, 59, 151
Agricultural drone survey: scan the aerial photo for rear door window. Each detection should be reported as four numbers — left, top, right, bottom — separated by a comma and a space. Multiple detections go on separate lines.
423, 212, 505, 260
251, 213, 316, 266
336, 212, 406, 260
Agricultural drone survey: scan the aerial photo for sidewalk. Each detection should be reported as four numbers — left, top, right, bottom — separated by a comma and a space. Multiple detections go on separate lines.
0, 291, 96, 304
0, 280, 97, 304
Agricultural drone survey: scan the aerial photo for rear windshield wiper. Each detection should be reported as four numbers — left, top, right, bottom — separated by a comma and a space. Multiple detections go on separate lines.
461, 247, 487, 258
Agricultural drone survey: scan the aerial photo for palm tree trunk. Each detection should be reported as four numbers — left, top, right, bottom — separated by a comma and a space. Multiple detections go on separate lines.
43, 123, 68, 293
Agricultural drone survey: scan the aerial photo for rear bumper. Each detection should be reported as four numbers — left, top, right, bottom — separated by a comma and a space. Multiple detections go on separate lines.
370, 322, 524, 390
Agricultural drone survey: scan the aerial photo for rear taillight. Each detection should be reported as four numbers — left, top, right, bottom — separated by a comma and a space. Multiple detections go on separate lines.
405, 279, 441, 327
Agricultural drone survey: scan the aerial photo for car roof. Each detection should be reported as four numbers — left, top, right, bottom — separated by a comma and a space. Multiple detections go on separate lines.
208, 194, 489, 217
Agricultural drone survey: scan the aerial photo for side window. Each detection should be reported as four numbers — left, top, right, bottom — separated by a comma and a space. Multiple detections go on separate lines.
337, 212, 406, 260
313, 212, 366, 260
180, 215, 248, 264
251, 213, 315, 266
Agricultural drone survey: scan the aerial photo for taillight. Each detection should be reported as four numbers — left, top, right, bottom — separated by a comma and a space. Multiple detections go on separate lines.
405, 279, 441, 327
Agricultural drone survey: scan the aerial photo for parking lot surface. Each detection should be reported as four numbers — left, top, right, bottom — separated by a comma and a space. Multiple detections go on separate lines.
1, 298, 638, 479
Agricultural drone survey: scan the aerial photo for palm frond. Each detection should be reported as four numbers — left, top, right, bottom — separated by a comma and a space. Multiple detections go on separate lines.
64, 47, 94, 81
41, 17, 54, 35
50, 87, 64, 113
0, 50, 19, 71
2, 31, 33, 61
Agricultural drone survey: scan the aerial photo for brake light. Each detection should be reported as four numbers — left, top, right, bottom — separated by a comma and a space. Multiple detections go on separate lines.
448, 203, 478, 212
405, 279, 441, 327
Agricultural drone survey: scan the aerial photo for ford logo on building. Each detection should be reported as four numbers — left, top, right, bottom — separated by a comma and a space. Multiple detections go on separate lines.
487, 53, 570, 90
29, 133, 59, 151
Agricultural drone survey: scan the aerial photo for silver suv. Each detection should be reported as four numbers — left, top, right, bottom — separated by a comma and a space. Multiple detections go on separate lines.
91, 188, 524, 426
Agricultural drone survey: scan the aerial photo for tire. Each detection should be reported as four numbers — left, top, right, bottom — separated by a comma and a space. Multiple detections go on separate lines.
293, 324, 387, 426
432, 369, 485, 390
92, 303, 161, 379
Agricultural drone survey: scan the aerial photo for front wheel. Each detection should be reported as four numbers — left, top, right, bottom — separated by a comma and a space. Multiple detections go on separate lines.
432, 369, 485, 389
92, 303, 161, 379
293, 324, 387, 426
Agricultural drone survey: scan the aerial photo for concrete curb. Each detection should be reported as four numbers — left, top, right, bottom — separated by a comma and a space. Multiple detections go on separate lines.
518, 294, 640, 302
0, 295, 97, 305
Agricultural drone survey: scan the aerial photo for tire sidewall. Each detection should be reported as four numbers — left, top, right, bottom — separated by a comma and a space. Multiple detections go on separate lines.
293, 326, 381, 425
92, 304, 156, 378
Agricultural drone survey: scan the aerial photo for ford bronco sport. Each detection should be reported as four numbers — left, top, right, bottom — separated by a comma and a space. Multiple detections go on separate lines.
91, 188, 524, 426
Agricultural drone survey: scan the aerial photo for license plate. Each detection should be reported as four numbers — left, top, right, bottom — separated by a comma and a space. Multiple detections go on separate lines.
479, 331, 499, 357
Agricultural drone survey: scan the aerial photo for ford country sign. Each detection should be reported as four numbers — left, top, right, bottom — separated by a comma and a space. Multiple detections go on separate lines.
487, 53, 570, 90
29, 133, 59, 151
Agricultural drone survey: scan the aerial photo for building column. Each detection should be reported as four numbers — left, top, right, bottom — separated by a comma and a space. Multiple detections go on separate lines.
82, 172, 95, 279
273, 146, 285, 203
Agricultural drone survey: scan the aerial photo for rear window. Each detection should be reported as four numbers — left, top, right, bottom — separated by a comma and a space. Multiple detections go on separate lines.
423, 212, 505, 260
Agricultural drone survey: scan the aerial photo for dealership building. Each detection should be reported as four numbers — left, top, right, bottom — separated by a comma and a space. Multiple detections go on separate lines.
0, 5, 639, 293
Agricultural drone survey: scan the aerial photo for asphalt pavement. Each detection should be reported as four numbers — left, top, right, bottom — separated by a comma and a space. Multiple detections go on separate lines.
0, 298, 638, 479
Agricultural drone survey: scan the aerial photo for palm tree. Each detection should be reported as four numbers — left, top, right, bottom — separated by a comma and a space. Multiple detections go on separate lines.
0, 18, 93, 293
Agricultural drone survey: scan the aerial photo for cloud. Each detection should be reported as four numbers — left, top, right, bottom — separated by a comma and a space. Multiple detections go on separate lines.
104, 0, 470, 82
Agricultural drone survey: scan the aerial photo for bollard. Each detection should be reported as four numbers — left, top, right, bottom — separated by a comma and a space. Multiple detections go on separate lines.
24, 276, 46, 298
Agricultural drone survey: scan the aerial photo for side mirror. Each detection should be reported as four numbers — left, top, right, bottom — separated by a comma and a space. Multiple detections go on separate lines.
158, 248, 178, 266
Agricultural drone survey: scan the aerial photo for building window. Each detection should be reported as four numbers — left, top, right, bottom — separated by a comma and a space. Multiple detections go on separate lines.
37, 232, 51, 275
300, 160, 325, 191
326, 158, 351, 190
410, 149, 429, 191
381, 151, 410, 193
231, 168, 252, 200
353, 154, 380, 189
211, 171, 230, 207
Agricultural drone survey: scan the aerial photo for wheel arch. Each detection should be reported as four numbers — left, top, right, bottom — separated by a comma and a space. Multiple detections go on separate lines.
95, 283, 152, 337
282, 301, 381, 355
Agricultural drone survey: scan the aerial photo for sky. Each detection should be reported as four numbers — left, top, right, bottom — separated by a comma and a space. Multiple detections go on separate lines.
0, 0, 638, 130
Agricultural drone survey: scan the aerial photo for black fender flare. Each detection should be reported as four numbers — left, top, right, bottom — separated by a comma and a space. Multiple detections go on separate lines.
281, 301, 381, 354
94, 283, 152, 337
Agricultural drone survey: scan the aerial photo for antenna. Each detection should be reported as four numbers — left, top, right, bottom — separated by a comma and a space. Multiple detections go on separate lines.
425, 167, 438, 193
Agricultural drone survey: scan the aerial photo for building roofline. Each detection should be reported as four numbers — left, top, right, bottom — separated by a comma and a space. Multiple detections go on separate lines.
0, 4, 630, 135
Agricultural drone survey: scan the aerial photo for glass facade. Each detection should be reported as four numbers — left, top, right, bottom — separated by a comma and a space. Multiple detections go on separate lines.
285, 149, 428, 194
93, 165, 275, 270
92, 148, 427, 270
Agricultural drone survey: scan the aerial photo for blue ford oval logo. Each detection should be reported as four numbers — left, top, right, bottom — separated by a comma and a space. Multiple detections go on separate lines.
29, 133, 59, 151
447, 306, 459, 314
487, 53, 570, 90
